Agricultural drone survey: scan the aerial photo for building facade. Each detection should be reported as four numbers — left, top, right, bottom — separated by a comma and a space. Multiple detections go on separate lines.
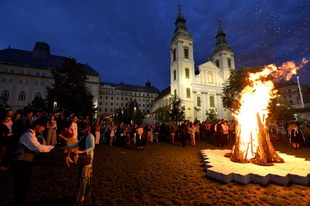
276, 81, 310, 108
98, 80, 160, 118
151, 8, 233, 122
0, 42, 100, 113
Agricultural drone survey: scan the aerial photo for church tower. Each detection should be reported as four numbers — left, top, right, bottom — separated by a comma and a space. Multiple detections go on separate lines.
211, 21, 235, 80
169, 6, 195, 120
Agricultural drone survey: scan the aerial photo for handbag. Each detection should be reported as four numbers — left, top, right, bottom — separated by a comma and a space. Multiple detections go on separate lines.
77, 154, 92, 166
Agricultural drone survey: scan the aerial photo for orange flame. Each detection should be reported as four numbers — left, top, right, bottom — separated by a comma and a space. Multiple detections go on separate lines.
233, 58, 308, 160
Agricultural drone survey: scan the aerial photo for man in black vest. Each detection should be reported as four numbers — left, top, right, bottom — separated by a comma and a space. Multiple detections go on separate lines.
11, 119, 55, 205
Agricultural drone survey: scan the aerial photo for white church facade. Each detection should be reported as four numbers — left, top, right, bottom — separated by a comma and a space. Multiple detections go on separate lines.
152, 8, 235, 123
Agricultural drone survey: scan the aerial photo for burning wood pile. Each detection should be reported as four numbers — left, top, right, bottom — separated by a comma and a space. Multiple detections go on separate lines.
229, 58, 308, 165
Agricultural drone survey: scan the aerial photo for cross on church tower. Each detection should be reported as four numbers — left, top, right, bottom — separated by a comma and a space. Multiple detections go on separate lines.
218, 20, 221, 27
178, 5, 181, 12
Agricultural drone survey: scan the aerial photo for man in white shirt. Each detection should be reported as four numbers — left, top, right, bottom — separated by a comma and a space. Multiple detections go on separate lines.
12, 119, 55, 205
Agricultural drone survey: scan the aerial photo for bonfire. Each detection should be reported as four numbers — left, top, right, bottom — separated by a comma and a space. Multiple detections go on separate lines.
230, 58, 308, 165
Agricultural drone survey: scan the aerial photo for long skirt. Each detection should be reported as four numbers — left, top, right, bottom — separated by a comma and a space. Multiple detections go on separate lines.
290, 129, 305, 144
76, 164, 93, 203
95, 131, 100, 144
46, 128, 57, 145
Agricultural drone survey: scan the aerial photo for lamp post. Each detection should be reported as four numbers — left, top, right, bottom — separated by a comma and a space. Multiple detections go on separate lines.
121, 110, 123, 122
134, 106, 136, 124
297, 76, 304, 108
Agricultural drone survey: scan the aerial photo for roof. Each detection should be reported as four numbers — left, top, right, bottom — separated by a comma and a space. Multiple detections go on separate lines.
0, 43, 99, 76
100, 81, 160, 93
153, 86, 171, 102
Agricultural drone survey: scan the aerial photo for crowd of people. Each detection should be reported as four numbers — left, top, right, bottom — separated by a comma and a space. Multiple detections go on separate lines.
1, 107, 309, 205
0, 109, 95, 205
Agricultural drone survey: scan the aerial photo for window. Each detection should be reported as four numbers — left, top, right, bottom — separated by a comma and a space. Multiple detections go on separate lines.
18, 91, 26, 101
197, 96, 201, 107
34, 81, 39, 85
111, 97, 113, 100
105, 108, 107, 112
99, 102, 102, 105
173, 70, 176, 81
117, 97, 119, 100
27, 70, 31, 75
173, 49, 176, 62
40, 81, 44, 86
99, 108, 102, 112
36, 71, 40, 76
184, 47, 189, 59
186, 88, 190, 98
105, 102, 107, 106
10, 69, 15, 73
116, 103, 119, 106
1, 78, 6, 82
42, 72, 46, 77
105, 96, 108, 99
8, 78, 13, 83
3, 68, 8, 73
49, 82, 53, 86
210, 96, 215, 107
111, 109, 113, 112
111, 103, 113, 106
208, 72, 214, 84
185, 68, 190, 79
2, 90, 9, 100
121, 97, 123, 100
215, 60, 219, 68
228, 59, 231, 68
20, 70, 25, 74
18, 79, 23, 84
35, 92, 42, 99
25, 80, 29, 84
100, 96, 102, 99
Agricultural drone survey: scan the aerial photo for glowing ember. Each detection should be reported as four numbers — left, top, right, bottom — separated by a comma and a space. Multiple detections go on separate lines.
231, 58, 308, 164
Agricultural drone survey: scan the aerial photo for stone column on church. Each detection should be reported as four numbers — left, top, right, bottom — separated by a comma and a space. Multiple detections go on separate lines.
201, 92, 208, 121
193, 91, 197, 120
216, 93, 223, 119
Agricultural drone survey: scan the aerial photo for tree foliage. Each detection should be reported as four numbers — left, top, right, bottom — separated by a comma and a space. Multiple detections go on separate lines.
154, 107, 171, 123
206, 108, 217, 123
23, 97, 47, 114
169, 95, 184, 124
222, 66, 264, 112
0, 97, 12, 118
128, 100, 143, 124
46, 58, 96, 117
222, 66, 293, 121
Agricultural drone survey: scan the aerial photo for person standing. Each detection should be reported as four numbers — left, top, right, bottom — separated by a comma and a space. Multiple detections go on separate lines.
94, 119, 101, 144
180, 121, 188, 147
188, 123, 196, 146
11, 119, 54, 205
22, 111, 33, 133
215, 119, 223, 147
0, 116, 13, 170
58, 122, 76, 167
221, 121, 229, 146
46, 115, 57, 145
64, 123, 95, 203
170, 122, 177, 143
289, 121, 305, 149
302, 120, 310, 142
109, 121, 115, 146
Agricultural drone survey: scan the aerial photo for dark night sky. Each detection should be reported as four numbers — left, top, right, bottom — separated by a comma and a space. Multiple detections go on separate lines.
1, 0, 309, 91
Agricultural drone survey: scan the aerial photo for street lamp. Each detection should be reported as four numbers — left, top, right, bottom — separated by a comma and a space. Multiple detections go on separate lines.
297, 76, 304, 108
134, 106, 136, 124
122, 110, 123, 122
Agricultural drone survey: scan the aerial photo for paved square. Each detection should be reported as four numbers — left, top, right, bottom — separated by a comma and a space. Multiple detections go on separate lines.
201, 149, 310, 186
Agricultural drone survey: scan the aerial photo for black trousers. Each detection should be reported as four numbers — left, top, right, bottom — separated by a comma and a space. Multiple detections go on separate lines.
181, 134, 187, 147
11, 160, 33, 206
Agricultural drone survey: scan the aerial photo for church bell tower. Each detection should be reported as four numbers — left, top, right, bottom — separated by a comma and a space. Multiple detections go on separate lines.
169, 6, 195, 121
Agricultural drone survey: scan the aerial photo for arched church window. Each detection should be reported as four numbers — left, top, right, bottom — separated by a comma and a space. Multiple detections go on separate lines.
185, 68, 190, 79
173, 70, 176, 81
2, 90, 9, 100
197, 96, 201, 107
184, 47, 189, 59
186, 88, 191, 98
228, 59, 231, 68
210, 96, 215, 107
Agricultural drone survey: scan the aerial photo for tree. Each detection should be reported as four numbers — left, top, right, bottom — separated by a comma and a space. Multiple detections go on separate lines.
0, 97, 12, 118
154, 107, 171, 123
23, 97, 47, 114
206, 108, 217, 123
46, 58, 96, 117
128, 100, 143, 124
222, 66, 264, 112
169, 95, 184, 124
268, 97, 294, 121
